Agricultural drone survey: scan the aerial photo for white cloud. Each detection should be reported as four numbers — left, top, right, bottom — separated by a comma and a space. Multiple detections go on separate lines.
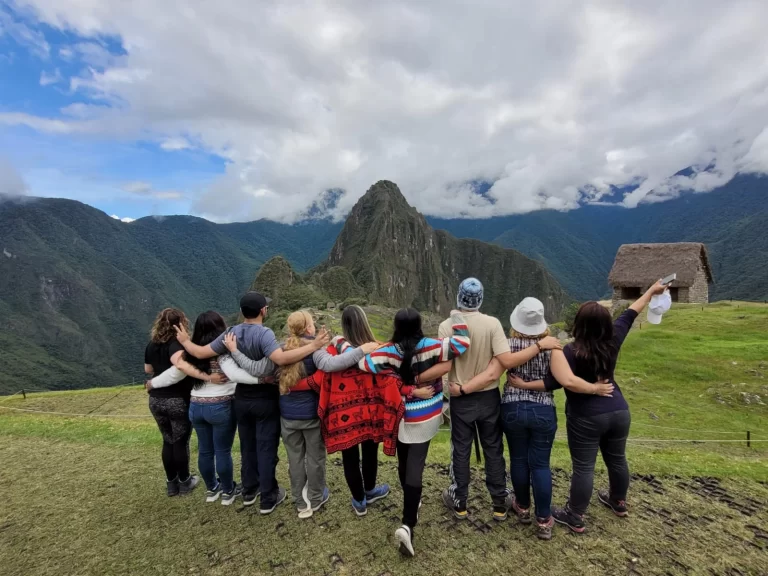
0, 4, 49, 58
39, 67, 62, 86
160, 137, 191, 151
6, 0, 768, 222
110, 214, 135, 223
0, 157, 28, 197
121, 180, 183, 200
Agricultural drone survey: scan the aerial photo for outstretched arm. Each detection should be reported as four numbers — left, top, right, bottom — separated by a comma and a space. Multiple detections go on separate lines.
270, 328, 331, 366
629, 280, 667, 315
174, 325, 218, 359
495, 336, 561, 370
509, 372, 613, 396
548, 350, 614, 396
147, 366, 187, 390
219, 355, 272, 385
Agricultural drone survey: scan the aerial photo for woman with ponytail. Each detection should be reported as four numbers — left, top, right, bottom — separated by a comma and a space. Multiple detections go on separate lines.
228, 310, 378, 517
358, 308, 471, 558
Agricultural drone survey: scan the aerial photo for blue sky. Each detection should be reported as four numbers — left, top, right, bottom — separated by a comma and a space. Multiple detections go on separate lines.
0, 7, 226, 221
1, 1, 767, 223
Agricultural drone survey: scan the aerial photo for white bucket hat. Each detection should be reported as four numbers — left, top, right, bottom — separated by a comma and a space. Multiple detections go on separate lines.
510, 297, 548, 336
647, 290, 672, 324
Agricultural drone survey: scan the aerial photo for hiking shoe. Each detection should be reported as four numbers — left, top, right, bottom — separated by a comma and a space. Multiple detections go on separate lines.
352, 496, 368, 517
242, 491, 260, 507
442, 488, 468, 520
260, 487, 287, 515
395, 525, 415, 557
178, 475, 199, 495
598, 490, 628, 517
312, 486, 331, 512
510, 497, 532, 525
166, 477, 179, 497
553, 504, 586, 534
205, 482, 223, 503
221, 484, 242, 506
365, 484, 390, 504
492, 504, 509, 521
537, 516, 554, 541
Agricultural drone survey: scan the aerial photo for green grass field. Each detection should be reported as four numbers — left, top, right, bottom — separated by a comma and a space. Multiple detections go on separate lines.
1, 302, 766, 575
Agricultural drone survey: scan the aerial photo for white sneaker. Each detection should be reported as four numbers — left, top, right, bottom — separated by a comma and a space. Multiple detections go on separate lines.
395, 525, 415, 557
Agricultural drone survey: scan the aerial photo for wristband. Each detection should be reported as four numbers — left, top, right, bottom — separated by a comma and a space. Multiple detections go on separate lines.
535, 341, 542, 352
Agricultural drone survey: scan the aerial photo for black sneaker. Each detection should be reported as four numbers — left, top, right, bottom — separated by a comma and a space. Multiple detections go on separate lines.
598, 490, 628, 517
510, 497, 532, 525
221, 484, 242, 506
260, 487, 287, 515
178, 475, 199, 495
553, 504, 586, 534
442, 488, 467, 520
166, 477, 179, 497
243, 491, 261, 506
395, 525, 415, 557
536, 516, 554, 541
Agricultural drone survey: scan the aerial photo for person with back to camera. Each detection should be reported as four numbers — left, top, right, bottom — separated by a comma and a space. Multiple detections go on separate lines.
440, 278, 563, 522
458, 297, 614, 540
175, 292, 330, 515
548, 281, 668, 533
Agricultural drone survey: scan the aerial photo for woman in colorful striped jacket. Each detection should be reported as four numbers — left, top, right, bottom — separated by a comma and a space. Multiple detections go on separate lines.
357, 308, 470, 558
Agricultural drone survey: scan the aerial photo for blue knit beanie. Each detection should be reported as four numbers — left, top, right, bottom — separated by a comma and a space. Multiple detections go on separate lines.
457, 277, 484, 311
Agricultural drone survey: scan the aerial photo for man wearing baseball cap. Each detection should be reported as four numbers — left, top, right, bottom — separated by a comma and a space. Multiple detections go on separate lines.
177, 291, 329, 514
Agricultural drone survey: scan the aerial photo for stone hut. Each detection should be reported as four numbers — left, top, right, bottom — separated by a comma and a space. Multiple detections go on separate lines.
608, 242, 713, 306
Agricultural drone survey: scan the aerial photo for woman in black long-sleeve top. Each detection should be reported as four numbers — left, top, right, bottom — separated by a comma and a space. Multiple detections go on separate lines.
546, 281, 667, 533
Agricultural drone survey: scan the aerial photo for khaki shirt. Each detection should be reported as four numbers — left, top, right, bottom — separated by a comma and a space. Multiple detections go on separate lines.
438, 311, 511, 392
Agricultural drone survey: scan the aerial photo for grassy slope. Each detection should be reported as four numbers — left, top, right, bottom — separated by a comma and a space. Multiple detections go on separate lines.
1, 303, 767, 575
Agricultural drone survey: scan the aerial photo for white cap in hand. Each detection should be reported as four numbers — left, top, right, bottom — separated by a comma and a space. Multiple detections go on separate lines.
647, 291, 672, 324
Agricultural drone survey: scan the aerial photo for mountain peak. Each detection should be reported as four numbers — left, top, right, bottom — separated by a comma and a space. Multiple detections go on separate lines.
355, 180, 414, 214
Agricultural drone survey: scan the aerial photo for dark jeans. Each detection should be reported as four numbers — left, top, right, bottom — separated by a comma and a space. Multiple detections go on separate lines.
396, 440, 430, 529
149, 396, 192, 482
341, 440, 379, 502
189, 399, 237, 492
448, 391, 507, 507
234, 392, 281, 506
501, 401, 557, 519
567, 409, 631, 515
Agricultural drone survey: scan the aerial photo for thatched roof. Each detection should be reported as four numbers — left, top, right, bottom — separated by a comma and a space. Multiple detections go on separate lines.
608, 243, 713, 288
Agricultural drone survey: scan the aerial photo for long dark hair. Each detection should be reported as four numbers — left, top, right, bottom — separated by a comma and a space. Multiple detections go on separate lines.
571, 302, 617, 379
341, 305, 377, 347
187, 311, 227, 387
390, 308, 424, 385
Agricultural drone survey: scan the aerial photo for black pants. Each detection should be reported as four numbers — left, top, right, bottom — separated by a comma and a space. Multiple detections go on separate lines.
149, 396, 192, 482
448, 391, 508, 507
567, 409, 631, 515
397, 440, 430, 529
341, 440, 379, 502
234, 392, 281, 507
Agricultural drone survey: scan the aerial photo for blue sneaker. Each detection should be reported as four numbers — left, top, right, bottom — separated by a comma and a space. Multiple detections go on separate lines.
312, 486, 331, 512
365, 484, 390, 504
352, 496, 368, 516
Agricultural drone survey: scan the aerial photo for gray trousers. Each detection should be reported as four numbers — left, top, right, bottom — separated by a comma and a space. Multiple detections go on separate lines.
447, 390, 508, 507
280, 417, 327, 508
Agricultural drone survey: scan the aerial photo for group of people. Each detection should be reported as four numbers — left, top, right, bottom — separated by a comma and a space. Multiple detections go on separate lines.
143, 277, 668, 557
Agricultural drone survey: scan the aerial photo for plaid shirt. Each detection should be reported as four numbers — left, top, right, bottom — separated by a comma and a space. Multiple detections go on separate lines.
502, 337, 555, 406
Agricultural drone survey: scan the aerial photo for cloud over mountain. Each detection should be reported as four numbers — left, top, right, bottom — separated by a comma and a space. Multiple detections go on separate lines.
4, 0, 768, 221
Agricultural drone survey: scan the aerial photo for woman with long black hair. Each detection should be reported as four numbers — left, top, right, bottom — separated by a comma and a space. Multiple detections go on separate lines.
358, 308, 470, 558
548, 281, 667, 533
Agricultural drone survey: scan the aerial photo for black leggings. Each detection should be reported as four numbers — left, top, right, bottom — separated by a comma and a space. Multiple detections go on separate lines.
149, 396, 192, 481
341, 440, 379, 502
397, 440, 430, 529
567, 409, 631, 515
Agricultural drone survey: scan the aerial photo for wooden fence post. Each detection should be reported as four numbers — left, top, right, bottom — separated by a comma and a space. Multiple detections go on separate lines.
747, 431, 751, 448
21, 389, 26, 400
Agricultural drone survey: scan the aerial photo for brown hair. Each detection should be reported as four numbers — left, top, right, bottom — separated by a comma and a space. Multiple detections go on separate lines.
509, 327, 550, 339
571, 301, 617, 379
341, 305, 377, 347
278, 310, 313, 395
150, 308, 189, 344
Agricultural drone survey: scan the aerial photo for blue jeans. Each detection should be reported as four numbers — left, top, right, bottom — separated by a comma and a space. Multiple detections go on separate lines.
189, 400, 237, 492
501, 401, 557, 519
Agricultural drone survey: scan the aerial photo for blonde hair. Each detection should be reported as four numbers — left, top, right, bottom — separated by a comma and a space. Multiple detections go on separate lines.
150, 308, 189, 344
278, 310, 313, 395
509, 327, 550, 340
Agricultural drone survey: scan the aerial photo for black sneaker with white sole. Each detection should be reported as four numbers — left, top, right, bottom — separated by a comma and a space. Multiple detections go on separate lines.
260, 487, 287, 515
597, 490, 628, 517
205, 483, 223, 503
166, 477, 180, 497
242, 491, 260, 506
395, 525, 415, 557
221, 484, 242, 506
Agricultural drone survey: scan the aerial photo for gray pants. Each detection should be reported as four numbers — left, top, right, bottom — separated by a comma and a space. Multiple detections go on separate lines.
281, 417, 327, 509
447, 390, 508, 507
